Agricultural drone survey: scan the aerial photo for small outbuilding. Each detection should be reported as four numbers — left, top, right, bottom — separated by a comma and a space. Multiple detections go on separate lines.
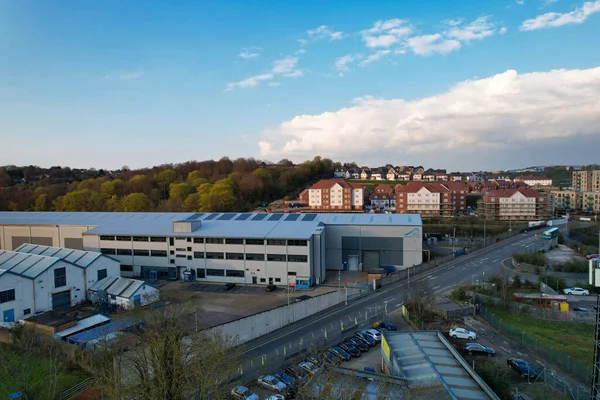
88, 276, 159, 310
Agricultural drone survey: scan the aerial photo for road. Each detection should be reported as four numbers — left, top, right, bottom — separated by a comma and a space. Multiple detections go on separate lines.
238, 231, 550, 379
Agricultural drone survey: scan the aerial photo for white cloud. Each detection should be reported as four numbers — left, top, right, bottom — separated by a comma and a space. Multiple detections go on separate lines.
118, 71, 145, 80
520, 0, 600, 30
361, 19, 413, 48
258, 66, 600, 165
445, 16, 496, 42
359, 50, 391, 66
239, 52, 260, 59
268, 82, 281, 87
334, 54, 358, 72
499, 27, 508, 34
226, 56, 303, 90
307, 25, 346, 41
296, 49, 307, 54
516, 0, 525, 4
406, 34, 462, 55
298, 38, 308, 45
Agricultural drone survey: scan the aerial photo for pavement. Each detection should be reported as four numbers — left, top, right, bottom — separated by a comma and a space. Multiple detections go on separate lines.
237, 230, 550, 381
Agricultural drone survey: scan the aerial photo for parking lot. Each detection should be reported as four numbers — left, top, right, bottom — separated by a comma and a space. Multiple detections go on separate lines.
189, 282, 278, 295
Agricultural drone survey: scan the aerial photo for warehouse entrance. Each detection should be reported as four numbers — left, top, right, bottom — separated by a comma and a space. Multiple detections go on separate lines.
52, 291, 71, 310
362, 251, 380, 270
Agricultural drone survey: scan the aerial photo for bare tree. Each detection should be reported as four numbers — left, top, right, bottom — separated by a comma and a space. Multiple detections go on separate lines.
405, 279, 435, 323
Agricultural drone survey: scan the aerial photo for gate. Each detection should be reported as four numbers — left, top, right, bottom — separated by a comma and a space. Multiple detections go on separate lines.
348, 255, 360, 271
52, 291, 71, 309
362, 251, 380, 270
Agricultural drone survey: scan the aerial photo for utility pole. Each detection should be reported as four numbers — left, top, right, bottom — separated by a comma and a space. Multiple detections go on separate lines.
338, 268, 341, 291
483, 218, 487, 247
452, 227, 456, 257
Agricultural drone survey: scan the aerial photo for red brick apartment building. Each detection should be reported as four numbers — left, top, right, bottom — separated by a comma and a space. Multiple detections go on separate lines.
395, 181, 469, 216
307, 179, 366, 211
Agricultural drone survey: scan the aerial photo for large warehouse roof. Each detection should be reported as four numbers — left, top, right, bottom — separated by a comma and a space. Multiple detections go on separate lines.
0, 250, 62, 279
14, 243, 106, 268
0, 212, 422, 239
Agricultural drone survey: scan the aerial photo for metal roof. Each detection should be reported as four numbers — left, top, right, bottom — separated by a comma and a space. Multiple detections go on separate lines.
54, 314, 111, 339
66, 317, 142, 345
0, 212, 422, 239
88, 276, 155, 299
14, 243, 103, 269
0, 250, 61, 279
383, 331, 498, 400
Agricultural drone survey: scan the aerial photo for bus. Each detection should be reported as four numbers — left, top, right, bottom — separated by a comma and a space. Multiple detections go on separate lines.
542, 227, 559, 239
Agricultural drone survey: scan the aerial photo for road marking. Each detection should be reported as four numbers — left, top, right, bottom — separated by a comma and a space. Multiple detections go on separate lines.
493, 259, 499, 263
429, 276, 437, 280
432, 286, 440, 290
481, 258, 488, 261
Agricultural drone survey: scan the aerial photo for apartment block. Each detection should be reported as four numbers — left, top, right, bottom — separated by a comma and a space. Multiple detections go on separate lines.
572, 170, 600, 192
395, 182, 453, 216
479, 187, 549, 221
308, 179, 365, 211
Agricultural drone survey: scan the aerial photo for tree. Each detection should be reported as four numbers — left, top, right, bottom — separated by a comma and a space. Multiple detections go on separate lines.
182, 193, 200, 212
405, 279, 435, 324
198, 178, 236, 212
59, 189, 94, 211
121, 193, 153, 212
155, 169, 177, 200
169, 182, 193, 202
34, 194, 50, 211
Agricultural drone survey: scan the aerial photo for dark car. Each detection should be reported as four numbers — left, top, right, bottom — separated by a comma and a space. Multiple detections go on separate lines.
508, 358, 539, 379
573, 307, 589, 312
355, 331, 377, 347
274, 370, 296, 391
463, 343, 495, 357
223, 283, 236, 291
329, 346, 351, 362
348, 337, 369, 352
375, 321, 397, 331
284, 365, 308, 383
339, 342, 361, 357
320, 351, 341, 365
306, 355, 323, 367
265, 284, 277, 292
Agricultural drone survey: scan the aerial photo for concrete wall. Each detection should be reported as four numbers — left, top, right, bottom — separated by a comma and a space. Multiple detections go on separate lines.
0, 272, 35, 321
34, 261, 86, 313
0, 225, 94, 251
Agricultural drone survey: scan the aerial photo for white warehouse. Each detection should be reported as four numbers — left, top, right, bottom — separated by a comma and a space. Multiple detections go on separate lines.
0, 246, 120, 323
0, 212, 423, 289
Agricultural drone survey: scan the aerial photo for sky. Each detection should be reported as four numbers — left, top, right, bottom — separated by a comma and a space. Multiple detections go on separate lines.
1, 0, 600, 171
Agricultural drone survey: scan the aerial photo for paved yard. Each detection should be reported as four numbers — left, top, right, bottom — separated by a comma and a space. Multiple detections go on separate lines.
189, 282, 277, 295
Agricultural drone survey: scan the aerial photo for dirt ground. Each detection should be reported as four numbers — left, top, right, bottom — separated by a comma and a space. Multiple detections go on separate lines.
546, 244, 585, 264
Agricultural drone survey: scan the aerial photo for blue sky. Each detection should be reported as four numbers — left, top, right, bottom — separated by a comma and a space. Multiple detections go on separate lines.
1, 0, 600, 171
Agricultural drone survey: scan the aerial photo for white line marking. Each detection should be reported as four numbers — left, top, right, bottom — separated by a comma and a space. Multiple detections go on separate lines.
493, 259, 499, 263
432, 286, 440, 290
429, 276, 437, 280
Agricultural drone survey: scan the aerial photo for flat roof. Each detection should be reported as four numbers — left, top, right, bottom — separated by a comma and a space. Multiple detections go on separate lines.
23, 310, 92, 328
14, 243, 104, 269
383, 331, 499, 400
54, 314, 111, 339
66, 317, 142, 345
0, 212, 422, 239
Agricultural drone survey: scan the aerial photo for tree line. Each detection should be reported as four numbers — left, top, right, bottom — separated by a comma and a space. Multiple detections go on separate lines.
0, 157, 341, 212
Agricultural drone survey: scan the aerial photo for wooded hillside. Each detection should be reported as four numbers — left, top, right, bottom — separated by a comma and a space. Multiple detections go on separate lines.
0, 157, 338, 212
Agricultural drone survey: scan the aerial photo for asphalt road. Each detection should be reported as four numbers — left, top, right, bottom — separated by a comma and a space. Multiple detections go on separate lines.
238, 231, 551, 377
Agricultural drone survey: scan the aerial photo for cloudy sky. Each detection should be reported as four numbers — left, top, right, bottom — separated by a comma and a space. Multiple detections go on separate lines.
1, 0, 599, 170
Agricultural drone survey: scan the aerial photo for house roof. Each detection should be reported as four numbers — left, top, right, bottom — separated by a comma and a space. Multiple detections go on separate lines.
375, 184, 393, 193
485, 187, 544, 198
516, 176, 551, 181
89, 276, 157, 299
309, 179, 363, 190
444, 181, 468, 191
14, 243, 105, 269
0, 250, 62, 279
396, 182, 450, 194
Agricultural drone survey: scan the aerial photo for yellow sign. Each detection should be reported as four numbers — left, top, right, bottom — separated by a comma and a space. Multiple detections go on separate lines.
382, 335, 391, 362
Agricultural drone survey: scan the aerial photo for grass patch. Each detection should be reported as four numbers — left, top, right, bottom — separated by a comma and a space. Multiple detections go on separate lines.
513, 252, 547, 267
487, 308, 594, 365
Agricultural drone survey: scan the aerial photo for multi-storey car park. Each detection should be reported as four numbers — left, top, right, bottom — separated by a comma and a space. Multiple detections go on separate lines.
0, 212, 423, 288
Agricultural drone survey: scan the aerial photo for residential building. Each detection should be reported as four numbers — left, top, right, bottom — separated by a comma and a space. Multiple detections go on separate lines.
514, 176, 553, 187
449, 172, 462, 181
412, 172, 422, 181
298, 189, 309, 205
370, 193, 396, 209
374, 184, 394, 194
572, 170, 600, 192
435, 170, 448, 181
397, 168, 411, 181
0, 212, 424, 286
360, 169, 372, 180
344, 168, 360, 179
422, 169, 437, 182
307, 179, 365, 211
333, 168, 346, 178
371, 168, 386, 180
88, 276, 159, 309
386, 167, 398, 181
552, 190, 600, 214
445, 181, 469, 215
395, 182, 453, 216
479, 187, 549, 221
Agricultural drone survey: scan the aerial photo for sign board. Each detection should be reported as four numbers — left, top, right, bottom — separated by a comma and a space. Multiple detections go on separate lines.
9, 392, 22, 399
381, 336, 391, 362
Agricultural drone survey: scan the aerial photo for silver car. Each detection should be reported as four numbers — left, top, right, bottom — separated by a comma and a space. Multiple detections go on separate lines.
365, 329, 382, 342
258, 375, 287, 393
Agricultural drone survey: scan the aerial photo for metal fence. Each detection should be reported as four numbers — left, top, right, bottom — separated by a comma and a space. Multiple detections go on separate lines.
58, 378, 95, 400
479, 307, 592, 388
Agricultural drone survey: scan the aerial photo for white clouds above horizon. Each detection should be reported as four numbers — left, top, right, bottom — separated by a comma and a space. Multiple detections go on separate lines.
361, 19, 413, 48
258, 66, 600, 164
226, 56, 303, 90
520, 0, 600, 30
104, 71, 145, 81
307, 25, 346, 41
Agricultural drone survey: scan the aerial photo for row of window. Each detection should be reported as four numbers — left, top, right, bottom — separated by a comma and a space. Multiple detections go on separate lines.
99, 236, 307, 246
104, 248, 308, 263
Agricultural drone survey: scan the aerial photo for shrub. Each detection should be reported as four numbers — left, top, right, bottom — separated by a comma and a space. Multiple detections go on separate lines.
474, 361, 513, 400
450, 287, 468, 302
513, 252, 548, 267
523, 279, 536, 289
512, 275, 522, 288
552, 259, 588, 273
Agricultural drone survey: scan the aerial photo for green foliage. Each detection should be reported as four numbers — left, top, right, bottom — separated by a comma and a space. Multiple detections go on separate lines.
512, 252, 548, 267
552, 258, 588, 273
466, 194, 482, 209
169, 182, 193, 201
523, 279, 536, 289
450, 287, 468, 302
512, 274, 522, 288
121, 193, 153, 212
474, 361, 514, 400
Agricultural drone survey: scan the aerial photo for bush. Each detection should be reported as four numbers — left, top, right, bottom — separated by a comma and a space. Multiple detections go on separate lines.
523, 279, 536, 289
512, 275, 522, 288
474, 361, 514, 400
545, 277, 567, 292
450, 287, 468, 302
552, 258, 588, 273
513, 252, 548, 267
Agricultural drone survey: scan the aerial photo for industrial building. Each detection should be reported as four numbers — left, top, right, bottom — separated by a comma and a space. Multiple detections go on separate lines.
88, 276, 159, 310
0, 212, 423, 288
0, 246, 120, 322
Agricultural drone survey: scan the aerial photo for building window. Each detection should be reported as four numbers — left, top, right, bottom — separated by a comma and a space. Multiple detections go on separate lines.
169, 238, 175, 246
193, 238, 204, 244
120, 265, 133, 272
97, 269, 108, 281
54, 267, 67, 288
275, 278, 281, 283
225, 238, 244, 245
151, 250, 167, 257
0, 289, 15, 303
187, 238, 192, 242
187, 255, 192, 260
193, 251, 205, 259
116, 236, 132, 241
246, 253, 265, 261
133, 236, 149, 242
226, 253, 244, 260
267, 239, 286, 246
206, 238, 224, 244
176, 255, 186, 258
288, 255, 308, 263
226, 270, 244, 277
133, 249, 150, 256
117, 249, 132, 256
288, 272, 297, 276
287, 240, 307, 247
196, 268, 205, 278
100, 248, 116, 255
170, 259, 175, 264
267, 254, 286, 262
176, 237, 187, 240
245, 239, 264, 245
150, 237, 167, 242
206, 252, 224, 260
176, 248, 186, 251
23, 308, 31, 315
99, 235, 115, 241
170, 250, 174, 255
187, 247, 192, 251
260, 278, 266, 283
206, 269, 225, 276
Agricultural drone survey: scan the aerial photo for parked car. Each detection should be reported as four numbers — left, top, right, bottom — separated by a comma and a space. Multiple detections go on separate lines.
266, 284, 277, 292
463, 343, 495, 357
265, 395, 285, 400
563, 287, 589, 296
339, 341, 361, 357
320, 351, 341, 366
230, 385, 259, 400
257, 375, 287, 393
298, 361, 319, 375
348, 337, 369, 352
284, 365, 308, 382
329, 346, 351, 361
572, 307, 589, 312
223, 283, 236, 291
355, 331, 377, 346
274, 370, 296, 388
373, 321, 397, 331
586, 254, 599, 260
365, 329, 382, 342
449, 327, 477, 340
507, 358, 539, 379
306, 355, 323, 367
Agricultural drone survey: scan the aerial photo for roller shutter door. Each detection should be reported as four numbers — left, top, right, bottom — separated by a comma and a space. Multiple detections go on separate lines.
362, 251, 380, 270
52, 291, 71, 310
